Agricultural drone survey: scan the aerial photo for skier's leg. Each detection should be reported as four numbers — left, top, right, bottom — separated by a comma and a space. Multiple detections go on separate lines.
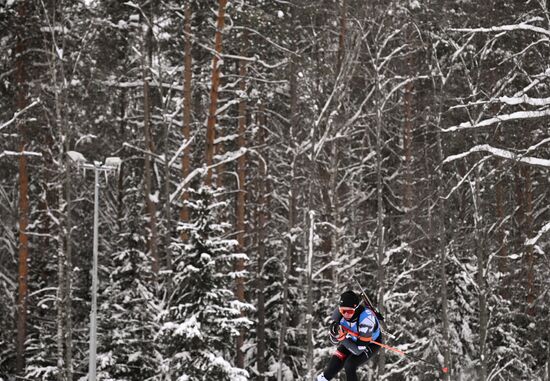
343, 352, 368, 381
343, 341, 381, 381
317, 345, 350, 380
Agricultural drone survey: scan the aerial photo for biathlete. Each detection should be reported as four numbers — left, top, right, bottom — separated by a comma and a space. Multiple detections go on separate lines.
317, 290, 382, 381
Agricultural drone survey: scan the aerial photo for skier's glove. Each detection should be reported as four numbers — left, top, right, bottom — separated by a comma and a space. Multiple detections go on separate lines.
329, 321, 340, 336
329, 322, 345, 344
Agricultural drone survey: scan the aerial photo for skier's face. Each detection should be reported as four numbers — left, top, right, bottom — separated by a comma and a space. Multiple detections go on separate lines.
339, 306, 356, 320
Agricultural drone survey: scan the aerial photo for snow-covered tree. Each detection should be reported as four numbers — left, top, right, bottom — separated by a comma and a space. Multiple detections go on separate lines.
95, 167, 160, 381
159, 187, 252, 380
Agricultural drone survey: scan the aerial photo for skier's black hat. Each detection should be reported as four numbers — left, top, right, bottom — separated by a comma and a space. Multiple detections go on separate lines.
339, 290, 360, 308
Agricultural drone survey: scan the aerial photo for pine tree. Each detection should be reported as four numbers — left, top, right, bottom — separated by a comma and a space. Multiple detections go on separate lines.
160, 187, 252, 380
96, 170, 160, 381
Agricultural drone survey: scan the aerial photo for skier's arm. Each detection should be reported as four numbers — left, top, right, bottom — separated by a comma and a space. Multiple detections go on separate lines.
328, 308, 345, 345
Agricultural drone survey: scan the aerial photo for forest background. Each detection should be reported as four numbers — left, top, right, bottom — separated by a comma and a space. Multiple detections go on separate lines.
0, 0, 549, 380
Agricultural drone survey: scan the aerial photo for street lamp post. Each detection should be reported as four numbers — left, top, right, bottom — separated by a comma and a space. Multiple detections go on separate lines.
69, 153, 120, 381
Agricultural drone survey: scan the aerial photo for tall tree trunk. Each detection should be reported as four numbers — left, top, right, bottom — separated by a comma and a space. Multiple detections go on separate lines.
43, 1, 71, 378
375, 66, 386, 377
255, 106, 267, 381
278, 54, 298, 381
60, 16, 72, 377
56, 193, 66, 381
64, 159, 73, 381
493, 122, 509, 299
205, 0, 228, 186
306, 41, 320, 377
235, 44, 248, 369
336, 0, 347, 74
513, 165, 524, 300
513, 164, 536, 314
471, 176, 487, 381
329, 140, 340, 286
306, 209, 315, 381
329, 0, 346, 286
522, 166, 535, 315
117, 164, 125, 234
180, 1, 192, 235
306, 48, 320, 379
547, 334, 550, 381
495, 173, 508, 298
117, 91, 126, 233
162, 103, 172, 288
435, 108, 451, 381
15, 1, 29, 375
141, 23, 159, 274
402, 47, 414, 217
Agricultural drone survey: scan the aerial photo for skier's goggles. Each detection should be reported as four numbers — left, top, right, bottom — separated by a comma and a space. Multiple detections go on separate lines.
339, 307, 357, 316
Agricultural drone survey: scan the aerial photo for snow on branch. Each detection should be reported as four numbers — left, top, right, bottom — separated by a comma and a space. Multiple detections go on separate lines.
508, 68, 550, 99
169, 148, 246, 204
526, 222, 550, 246
233, 26, 295, 55
0, 99, 40, 132
0, 150, 43, 159
169, 167, 206, 204
443, 109, 550, 132
168, 136, 195, 168
100, 80, 183, 92
192, 36, 286, 69
443, 144, 550, 168
450, 23, 550, 38
382, 76, 429, 109
499, 95, 550, 106
525, 137, 550, 154
0, 268, 16, 289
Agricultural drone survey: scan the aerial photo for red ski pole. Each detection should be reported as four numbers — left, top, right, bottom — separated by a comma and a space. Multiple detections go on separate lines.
370, 340, 449, 375
339, 328, 448, 374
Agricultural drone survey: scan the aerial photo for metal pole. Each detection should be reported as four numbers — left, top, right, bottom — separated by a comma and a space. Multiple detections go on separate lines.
88, 164, 99, 380
306, 211, 314, 380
